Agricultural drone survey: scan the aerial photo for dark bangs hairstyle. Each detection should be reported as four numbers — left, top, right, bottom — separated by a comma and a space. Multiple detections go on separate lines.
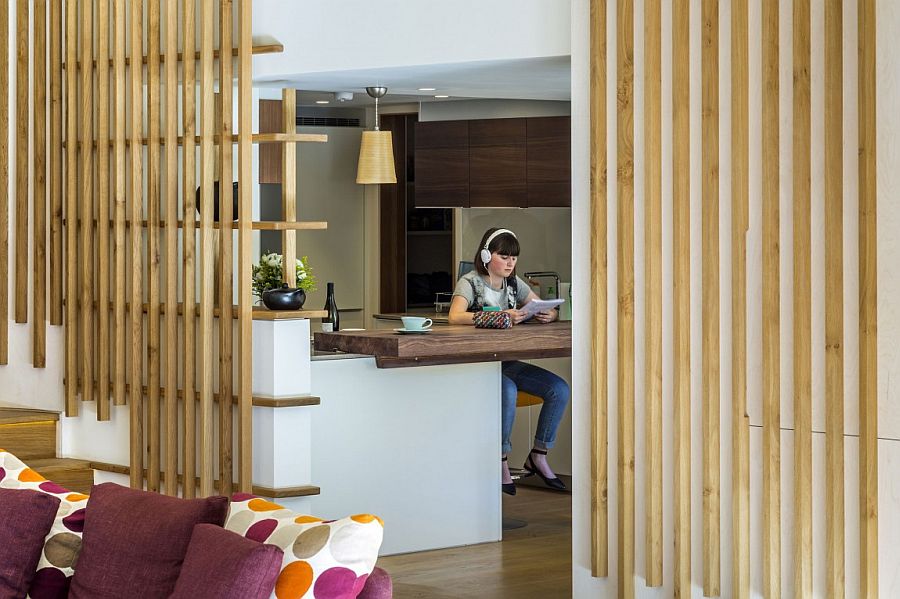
474, 227, 521, 276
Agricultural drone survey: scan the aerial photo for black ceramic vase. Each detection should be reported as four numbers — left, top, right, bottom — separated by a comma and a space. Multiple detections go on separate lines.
262, 284, 306, 311
195, 181, 239, 222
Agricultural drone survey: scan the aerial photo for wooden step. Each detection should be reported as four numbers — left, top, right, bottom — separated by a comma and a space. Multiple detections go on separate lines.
0, 408, 59, 460
28, 458, 94, 495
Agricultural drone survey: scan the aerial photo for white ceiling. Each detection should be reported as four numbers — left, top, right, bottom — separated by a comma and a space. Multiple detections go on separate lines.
255, 56, 572, 107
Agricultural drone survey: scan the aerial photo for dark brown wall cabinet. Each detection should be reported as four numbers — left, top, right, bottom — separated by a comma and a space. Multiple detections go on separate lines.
414, 120, 470, 207
414, 116, 570, 208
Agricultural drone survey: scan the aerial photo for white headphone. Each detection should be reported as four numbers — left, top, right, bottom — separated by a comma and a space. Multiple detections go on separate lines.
480, 229, 517, 266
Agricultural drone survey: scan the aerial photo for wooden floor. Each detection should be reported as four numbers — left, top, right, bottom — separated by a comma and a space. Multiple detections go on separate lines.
379, 486, 572, 599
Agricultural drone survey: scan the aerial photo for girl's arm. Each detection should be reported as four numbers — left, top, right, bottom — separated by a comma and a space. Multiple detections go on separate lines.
520, 289, 559, 323
448, 296, 476, 325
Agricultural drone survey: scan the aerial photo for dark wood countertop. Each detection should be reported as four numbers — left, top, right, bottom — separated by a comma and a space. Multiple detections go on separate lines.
373, 312, 450, 324
314, 322, 571, 368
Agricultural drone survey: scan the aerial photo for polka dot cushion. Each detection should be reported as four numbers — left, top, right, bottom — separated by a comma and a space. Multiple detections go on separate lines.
226, 494, 384, 599
0, 449, 89, 599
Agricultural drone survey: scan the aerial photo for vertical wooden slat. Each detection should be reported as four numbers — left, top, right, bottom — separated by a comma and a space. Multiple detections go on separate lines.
824, 1, 845, 596
199, 0, 216, 498
182, 0, 198, 499
792, 0, 812, 594
643, 0, 662, 586
0, 0, 9, 365
163, 0, 178, 496
33, 0, 48, 369
218, 0, 234, 496
589, 0, 609, 578
857, 0, 878, 595
64, 0, 77, 413
731, 0, 750, 597
281, 88, 297, 287
15, 0, 29, 325
129, 0, 144, 489
237, 0, 253, 494
616, 0, 634, 596
49, 0, 62, 327
79, 0, 94, 404
761, 0, 781, 595
701, 0, 720, 594
672, 0, 691, 595
113, 0, 126, 406
96, 0, 111, 419
146, 0, 161, 492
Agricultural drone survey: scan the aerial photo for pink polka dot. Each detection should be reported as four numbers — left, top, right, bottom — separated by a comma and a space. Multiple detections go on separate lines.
231, 492, 255, 502
62, 508, 86, 532
313, 567, 358, 599
0, 467, 6, 481
38, 481, 70, 495
28, 567, 70, 599
245, 518, 278, 542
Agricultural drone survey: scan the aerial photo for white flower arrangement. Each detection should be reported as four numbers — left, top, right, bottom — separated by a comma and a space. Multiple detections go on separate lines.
251, 252, 317, 297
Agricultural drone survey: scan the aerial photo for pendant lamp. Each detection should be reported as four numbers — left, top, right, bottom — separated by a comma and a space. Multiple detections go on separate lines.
356, 86, 397, 184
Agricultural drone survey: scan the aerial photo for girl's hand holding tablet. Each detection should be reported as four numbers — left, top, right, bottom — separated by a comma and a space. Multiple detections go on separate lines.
534, 309, 557, 324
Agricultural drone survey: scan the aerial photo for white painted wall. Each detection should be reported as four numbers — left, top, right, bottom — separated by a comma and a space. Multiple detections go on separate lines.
570, 0, 900, 597
252, 0, 570, 79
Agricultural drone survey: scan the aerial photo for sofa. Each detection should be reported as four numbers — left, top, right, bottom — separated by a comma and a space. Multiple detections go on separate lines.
0, 449, 392, 599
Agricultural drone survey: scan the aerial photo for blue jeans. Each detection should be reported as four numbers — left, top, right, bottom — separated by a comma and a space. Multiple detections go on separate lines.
501, 361, 570, 454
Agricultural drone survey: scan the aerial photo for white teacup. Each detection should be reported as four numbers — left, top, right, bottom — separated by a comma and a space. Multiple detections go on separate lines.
401, 316, 433, 331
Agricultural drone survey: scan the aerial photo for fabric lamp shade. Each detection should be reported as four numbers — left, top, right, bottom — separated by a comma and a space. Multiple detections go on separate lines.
356, 130, 397, 184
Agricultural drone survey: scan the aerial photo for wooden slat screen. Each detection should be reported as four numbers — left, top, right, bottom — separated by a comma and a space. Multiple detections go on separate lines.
642, 0, 662, 587
21, 0, 261, 498
0, 0, 8, 365
587, 1, 879, 597
589, 0, 608, 578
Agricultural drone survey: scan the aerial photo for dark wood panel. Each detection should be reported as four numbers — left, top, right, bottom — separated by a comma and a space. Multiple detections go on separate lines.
414, 147, 469, 207
527, 116, 571, 207
469, 144, 526, 208
379, 114, 407, 312
469, 118, 525, 146
258, 99, 282, 184
314, 321, 571, 367
415, 120, 468, 149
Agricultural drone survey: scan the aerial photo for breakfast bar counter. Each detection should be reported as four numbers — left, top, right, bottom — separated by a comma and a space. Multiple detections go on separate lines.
314, 321, 571, 368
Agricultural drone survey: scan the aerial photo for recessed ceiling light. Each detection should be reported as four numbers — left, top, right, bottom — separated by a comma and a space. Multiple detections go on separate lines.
418, 87, 436, 91
434, 95, 449, 99
315, 100, 330, 104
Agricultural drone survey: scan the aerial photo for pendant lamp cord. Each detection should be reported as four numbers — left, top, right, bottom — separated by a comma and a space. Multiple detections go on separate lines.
374, 95, 380, 131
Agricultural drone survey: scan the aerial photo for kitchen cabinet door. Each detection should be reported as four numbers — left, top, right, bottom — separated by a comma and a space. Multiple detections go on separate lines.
414, 121, 469, 207
469, 119, 527, 208
526, 116, 571, 207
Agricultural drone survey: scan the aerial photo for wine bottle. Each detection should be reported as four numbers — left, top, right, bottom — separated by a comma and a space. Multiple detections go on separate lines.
323, 282, 340, 331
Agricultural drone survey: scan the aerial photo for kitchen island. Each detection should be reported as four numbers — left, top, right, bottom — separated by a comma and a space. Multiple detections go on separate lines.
303, 321, 571, 554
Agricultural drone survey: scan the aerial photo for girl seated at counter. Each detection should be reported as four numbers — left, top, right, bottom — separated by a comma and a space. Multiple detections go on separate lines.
448, 228, 570, 495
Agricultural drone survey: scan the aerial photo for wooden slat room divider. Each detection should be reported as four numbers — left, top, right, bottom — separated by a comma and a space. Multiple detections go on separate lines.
589, 0, 609, 579
588, 0, 879, 596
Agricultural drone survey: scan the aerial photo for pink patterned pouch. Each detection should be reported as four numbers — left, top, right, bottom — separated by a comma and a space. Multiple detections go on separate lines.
473, 310, 512, 329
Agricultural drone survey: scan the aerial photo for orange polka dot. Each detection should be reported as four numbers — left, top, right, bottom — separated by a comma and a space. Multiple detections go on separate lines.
274, 560, 313, 599
66, 493, 89, 502
350, 514, 384, 527
294, 515, 323, 524
19, 468, 46, 482
248, 498, 284, 512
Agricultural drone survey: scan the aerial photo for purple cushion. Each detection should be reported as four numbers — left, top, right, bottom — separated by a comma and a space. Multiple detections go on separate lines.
67, 483, 229, 599
0, 488, 61, 597
357, 567, 393, 599
170, 523, 284, 599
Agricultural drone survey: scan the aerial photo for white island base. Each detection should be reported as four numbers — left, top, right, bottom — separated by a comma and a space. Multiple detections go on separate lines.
297, 356, 502, 555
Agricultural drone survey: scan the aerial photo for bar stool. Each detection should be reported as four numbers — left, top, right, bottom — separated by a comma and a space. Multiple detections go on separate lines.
503, 391, 543, 531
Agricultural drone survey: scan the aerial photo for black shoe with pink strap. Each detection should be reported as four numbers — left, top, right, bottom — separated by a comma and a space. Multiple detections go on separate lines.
501, 456, 516, 496
523, 448, 567, 491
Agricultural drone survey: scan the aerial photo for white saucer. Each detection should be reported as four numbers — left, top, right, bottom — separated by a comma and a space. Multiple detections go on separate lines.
394, 327, 432, 334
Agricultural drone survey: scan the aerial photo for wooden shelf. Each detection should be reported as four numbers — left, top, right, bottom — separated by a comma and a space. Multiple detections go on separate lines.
63, 218, 328, 231
66, 300, 327, 321
62, 132, 327, 148
87, 461, 320, 498
251, 133, 328, 144
62, 43, 284, 69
